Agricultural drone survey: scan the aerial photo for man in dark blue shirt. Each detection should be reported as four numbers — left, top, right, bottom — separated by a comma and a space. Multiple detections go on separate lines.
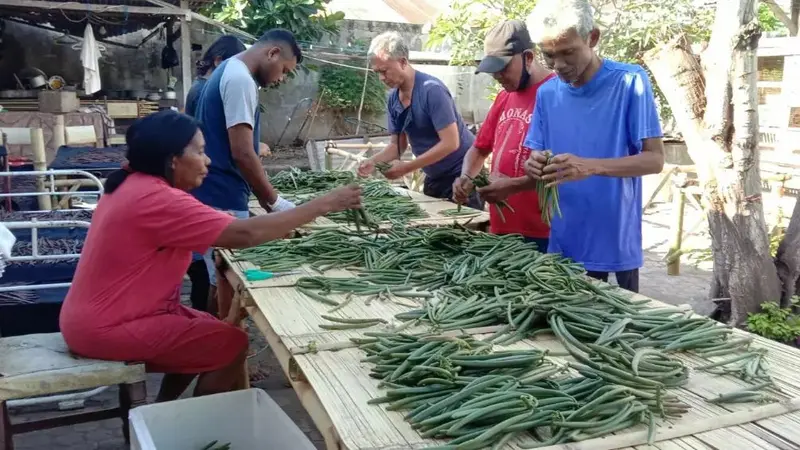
358, 32, 481, 209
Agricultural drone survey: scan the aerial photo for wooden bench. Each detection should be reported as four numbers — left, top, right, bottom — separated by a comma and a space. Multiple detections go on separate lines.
0, 333, 147, 449
64, 125, 100, 148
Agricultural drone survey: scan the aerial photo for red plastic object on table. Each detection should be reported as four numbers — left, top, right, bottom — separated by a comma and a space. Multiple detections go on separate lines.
4, 156, 34, 211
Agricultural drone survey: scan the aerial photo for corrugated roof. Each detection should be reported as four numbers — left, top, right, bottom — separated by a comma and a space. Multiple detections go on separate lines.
326, 0, 408, 23
0, 0, 213, 39
327, 0, 450, 24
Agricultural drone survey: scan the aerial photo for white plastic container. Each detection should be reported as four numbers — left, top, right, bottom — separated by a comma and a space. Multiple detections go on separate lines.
130, 388, 317, 450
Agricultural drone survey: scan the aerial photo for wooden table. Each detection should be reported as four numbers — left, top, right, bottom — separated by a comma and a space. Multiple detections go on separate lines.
220, 245, 800, 450
248, 187, 490, 232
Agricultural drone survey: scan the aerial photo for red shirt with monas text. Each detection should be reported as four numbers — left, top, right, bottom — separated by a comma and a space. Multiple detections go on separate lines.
474, 74, 555, 238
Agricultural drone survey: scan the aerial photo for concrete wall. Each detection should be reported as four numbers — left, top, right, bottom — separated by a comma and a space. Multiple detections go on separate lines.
0, 21, 172, 94
261, 19, 429, 145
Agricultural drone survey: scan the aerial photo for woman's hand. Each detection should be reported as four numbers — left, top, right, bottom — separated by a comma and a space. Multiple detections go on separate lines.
322, 184, 362, 213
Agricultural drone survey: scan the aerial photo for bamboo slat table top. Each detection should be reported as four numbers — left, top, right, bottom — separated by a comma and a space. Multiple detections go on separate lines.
282, 332, 800, 450
220, 244, 800, 450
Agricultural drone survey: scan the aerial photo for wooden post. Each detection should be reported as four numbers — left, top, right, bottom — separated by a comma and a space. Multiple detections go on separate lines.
325, 147, 367, 162
667, 186, 685, 276
53, 115, 65, 149
29, 128, 52, 211
52, 115, 67, 207
643, 165, 677, 211
179, 2, 192, 110
325, 142, 386, 150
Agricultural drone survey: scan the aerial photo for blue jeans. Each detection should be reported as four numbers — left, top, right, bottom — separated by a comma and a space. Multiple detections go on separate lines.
199, 209, 250, 286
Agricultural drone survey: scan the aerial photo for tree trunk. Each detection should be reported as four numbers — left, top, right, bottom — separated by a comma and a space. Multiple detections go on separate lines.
775, 199, 800, 307
643, 0, 781, 326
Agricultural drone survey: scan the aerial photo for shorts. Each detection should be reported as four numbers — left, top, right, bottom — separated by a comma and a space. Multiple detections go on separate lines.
204, 209, 249, 286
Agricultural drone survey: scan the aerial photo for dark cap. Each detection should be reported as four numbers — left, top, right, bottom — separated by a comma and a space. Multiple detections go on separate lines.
476, 20, 533, 74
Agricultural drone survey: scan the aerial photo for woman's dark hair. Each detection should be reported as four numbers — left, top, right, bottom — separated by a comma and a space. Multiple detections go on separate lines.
105, 110, 199, 194
196, 35, 246, 77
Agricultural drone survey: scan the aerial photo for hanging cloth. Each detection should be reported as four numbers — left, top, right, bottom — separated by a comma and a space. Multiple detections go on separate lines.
0, 222, 15, 279
161, 22, 179, 70
81, 23, 102, 95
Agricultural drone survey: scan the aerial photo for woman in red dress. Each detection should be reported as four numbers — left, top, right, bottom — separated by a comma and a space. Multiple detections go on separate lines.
60, 110, 361, 399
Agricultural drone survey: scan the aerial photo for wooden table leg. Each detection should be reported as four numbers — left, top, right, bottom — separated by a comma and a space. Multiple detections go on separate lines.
227, 284, 251, 390
667, 187, 686, 276
0, 401, 13, 450
214, 251, 233, 321
119, 380, 147, 444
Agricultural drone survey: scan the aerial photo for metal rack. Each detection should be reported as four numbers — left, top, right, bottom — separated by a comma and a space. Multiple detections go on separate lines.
1, 218, 88, 293
0, 168, 105, 409
0, 169, 104, 210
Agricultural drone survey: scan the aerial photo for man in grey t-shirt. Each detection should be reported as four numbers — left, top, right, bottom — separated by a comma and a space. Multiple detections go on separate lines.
193, 29, 303, 314
193, 29, 302, 217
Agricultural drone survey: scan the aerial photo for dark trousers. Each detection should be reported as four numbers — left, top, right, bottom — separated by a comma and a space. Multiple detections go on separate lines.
523, 237, 549, 253
586, 269, 640, 293
186, 259, 211, 312
423, 174, 484, 210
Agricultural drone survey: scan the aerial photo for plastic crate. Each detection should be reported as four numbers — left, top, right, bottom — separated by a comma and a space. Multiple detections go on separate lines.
129, 388, 317, 450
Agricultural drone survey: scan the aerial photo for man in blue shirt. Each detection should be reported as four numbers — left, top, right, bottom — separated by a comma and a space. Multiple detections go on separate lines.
193, 28, 301, 309
520, 0, 665, 292
357, 32, 482, 209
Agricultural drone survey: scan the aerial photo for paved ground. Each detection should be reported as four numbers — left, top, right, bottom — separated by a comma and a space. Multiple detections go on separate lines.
10, 200, 719, 449
639, 202, 714, 315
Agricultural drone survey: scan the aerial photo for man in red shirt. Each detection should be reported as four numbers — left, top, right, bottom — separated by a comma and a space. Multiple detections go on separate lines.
454, 20, 555, 251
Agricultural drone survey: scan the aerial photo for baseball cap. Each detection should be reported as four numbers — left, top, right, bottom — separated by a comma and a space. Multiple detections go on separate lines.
476, 20, 533, 74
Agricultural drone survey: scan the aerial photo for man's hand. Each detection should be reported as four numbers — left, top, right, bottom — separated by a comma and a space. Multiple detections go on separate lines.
477, 176, 517, 204
452, 176, 474, 205
321, 184, 362, 213
382, 160, 413, 180
541, 153, 595, 186
524, 151, 548, 180
268, 196, 296, 212
357, 159, 375, 178
259, 142, 271, 158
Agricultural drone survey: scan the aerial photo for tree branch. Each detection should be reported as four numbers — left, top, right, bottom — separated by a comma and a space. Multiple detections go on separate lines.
703, 0, 745, 145
762, 0, 799, 35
